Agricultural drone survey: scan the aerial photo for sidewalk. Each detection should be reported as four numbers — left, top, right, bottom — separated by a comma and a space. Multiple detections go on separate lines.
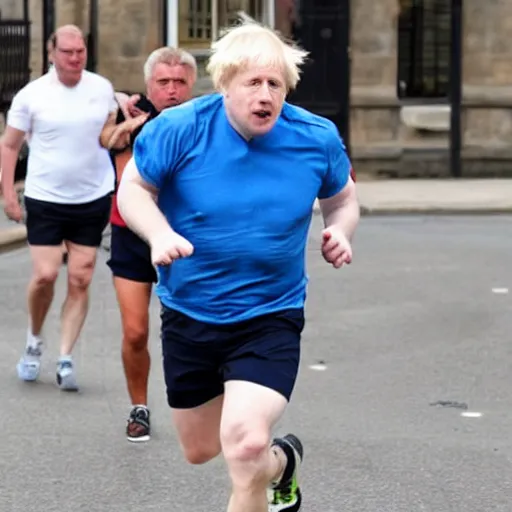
2, 179, 512, 250
352, 178, 512, 214
0, 183, 26, 252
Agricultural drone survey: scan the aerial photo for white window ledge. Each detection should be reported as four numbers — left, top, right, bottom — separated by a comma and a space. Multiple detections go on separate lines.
400, 105, 450, 132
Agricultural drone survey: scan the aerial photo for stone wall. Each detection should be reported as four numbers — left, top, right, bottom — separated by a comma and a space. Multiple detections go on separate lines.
0, 0, 23, 17
95, 0, 162, 92
24, 0, 163, 92
29, 0, 43, 79
462, 0, 512, 150
8, 0, 512, 176
350, 0, 512, 177
50, 0, 163, 92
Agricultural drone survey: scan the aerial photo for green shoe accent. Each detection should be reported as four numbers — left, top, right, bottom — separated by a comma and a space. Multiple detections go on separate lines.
270, 476, 301, 505
268, 434, 303, 511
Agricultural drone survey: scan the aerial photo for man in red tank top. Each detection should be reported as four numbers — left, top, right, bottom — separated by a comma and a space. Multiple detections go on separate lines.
99, 47, 197, 442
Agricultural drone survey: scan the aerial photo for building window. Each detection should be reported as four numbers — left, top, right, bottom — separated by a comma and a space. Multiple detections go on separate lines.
397, 0, 452, 100
178, 0, 270, 50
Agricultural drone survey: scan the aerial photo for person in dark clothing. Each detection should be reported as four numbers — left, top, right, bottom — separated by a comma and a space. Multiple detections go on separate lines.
99, 47, 197, 442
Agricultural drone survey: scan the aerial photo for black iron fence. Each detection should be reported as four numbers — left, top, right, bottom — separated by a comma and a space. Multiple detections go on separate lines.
0, 20, 31, 114
398, 0, 452, 100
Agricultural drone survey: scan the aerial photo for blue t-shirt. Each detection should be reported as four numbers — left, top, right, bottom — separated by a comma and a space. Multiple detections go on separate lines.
133, 93, 351, 323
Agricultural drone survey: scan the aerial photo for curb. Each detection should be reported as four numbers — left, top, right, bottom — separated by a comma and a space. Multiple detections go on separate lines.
0, 225, 27, 253
0, 182, 27, 252
0, 204, 510, 253
358, 206, 512, 216
312, 203, 512, 216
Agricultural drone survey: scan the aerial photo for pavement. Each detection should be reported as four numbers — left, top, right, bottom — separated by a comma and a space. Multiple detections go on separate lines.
1, 214, 511, 511
0, 183, 26, 252
351, 178, 512, 214
2, 179, 512, 251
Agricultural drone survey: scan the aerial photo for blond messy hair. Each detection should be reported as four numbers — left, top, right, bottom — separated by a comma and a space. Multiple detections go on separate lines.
206, 17, 308, 92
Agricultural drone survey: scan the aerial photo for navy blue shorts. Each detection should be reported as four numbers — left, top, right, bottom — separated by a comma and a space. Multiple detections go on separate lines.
24, 194, 111, 247
161, 306, 305, 409
107, 225, 157, 283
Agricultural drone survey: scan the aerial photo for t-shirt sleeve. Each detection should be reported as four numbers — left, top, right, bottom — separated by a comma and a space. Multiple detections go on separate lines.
133, 106, 195, 189
6, 87, 32, 133
317, 123, 352, 200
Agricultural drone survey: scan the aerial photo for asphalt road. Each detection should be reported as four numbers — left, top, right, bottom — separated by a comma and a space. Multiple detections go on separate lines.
1, 215, 511, 511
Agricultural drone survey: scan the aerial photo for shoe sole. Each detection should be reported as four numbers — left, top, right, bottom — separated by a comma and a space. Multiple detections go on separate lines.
127, 434, 151, 443
268, 487, 302, 512
60, 386, 79, 392
57, 372, 79, 392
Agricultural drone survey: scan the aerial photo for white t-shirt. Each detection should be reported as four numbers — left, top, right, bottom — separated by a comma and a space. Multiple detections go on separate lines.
7, 69, 117, 204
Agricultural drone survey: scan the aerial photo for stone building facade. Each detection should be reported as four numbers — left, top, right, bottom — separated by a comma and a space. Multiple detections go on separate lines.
2, 0, 512, 176
350, 0, 512, 176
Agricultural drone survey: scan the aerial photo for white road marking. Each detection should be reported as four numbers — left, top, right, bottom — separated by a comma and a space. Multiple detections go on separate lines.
309, 364, 327, 371
461, 411, 483, 418
492, 287, 509, 294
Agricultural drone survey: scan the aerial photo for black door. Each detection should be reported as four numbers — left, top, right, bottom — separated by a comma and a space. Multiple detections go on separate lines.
287, 0, 351, 149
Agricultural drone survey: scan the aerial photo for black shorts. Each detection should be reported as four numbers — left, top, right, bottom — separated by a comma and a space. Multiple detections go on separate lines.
25, 194, 111, 247
107, 224, 157, 283
161, 306, 305, 409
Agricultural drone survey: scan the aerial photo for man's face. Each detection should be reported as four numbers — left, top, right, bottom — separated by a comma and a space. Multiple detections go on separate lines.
224, 66, 287, 139
146, 63, 195, 112
51, 33, 87, 85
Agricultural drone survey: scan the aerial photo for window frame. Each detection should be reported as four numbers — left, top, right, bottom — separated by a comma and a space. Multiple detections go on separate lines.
397, 0, 452, 102
166, 0, 275, 54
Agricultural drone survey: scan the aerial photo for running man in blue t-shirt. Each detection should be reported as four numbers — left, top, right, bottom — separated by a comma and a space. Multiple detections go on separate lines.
118, 19, 360, 512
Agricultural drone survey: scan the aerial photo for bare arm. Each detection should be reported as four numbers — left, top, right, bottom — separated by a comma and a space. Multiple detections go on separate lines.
99, 112, 119, 148
100, 90, 143, 149
0, 126, 26, 201
117, 157, 174, 244
319, 178, 360, 240
100, 112, 149, 150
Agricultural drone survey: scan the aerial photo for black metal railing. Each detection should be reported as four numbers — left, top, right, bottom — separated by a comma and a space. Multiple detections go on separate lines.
0, 20, 31, 113
397, 0, 452, 99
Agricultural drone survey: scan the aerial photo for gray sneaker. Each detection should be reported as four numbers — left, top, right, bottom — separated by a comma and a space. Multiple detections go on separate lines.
16, 344, 43, 382
56, 360, 79, 392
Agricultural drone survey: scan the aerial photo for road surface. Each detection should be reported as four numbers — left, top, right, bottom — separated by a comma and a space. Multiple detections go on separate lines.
1, 215, 511, 511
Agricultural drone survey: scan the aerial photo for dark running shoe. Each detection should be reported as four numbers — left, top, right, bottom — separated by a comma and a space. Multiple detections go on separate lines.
126, 406, 151, 442
268, 433, 304, 511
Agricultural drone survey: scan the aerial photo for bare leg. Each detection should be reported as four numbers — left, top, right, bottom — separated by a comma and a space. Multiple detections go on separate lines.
114, 277, 152, 405
173, 395, 224, 465
221, 381, 288, 512
60, 241, 97, 356
27, 245, 62, 336
17, 245, 62, 382
171, 382, 300, 512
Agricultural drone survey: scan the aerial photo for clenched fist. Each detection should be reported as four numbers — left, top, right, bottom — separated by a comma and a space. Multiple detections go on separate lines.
4, 196, 23, 223
321, 227, 352, 268
150, 230, 194, 266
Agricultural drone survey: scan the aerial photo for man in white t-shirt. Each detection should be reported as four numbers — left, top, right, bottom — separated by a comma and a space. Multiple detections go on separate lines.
0, 25, 117, 391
